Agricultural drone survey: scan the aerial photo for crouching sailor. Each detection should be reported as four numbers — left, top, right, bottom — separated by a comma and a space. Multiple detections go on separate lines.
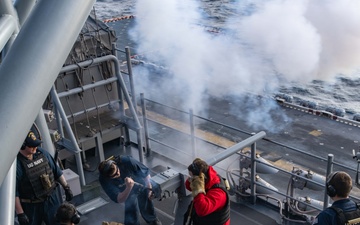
98, 155, 162, 225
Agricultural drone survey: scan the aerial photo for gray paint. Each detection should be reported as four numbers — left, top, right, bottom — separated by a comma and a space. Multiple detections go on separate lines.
0, 15, 17, 50
0, 0, 96, 185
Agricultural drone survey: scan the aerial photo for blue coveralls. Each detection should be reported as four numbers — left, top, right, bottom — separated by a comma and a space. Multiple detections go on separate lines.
99, 155, 158, 225
312, 199, 358, 225
16, 148, 63, 225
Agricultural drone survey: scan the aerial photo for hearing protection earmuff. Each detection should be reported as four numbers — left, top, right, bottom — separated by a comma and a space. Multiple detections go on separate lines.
70, 209, 81, 224
55, 203, 81, 224
191, 162, 200, 176
326, 171, 338, 197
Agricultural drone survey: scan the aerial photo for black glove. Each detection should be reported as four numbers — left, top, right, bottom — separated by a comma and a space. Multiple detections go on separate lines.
64, 185, 73, 201
18, 213, 29, 225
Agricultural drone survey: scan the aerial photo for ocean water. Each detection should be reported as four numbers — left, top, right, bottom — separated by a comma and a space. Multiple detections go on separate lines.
94, 0, 360, 119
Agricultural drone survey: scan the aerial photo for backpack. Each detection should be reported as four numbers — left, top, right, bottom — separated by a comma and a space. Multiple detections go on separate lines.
330, 203, 360, 225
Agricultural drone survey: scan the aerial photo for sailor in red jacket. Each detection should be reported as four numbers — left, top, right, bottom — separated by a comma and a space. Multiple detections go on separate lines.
185, 158, 230, 225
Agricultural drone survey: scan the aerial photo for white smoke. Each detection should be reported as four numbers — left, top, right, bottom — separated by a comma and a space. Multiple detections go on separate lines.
234, 0, 321, 81
305, 0, 360, 79
129, 0, 360, 131
235, 0, 360, 81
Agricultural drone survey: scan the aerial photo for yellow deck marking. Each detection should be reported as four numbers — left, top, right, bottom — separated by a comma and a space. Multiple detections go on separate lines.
146, 111, 235, 148
309, 130, 322, 136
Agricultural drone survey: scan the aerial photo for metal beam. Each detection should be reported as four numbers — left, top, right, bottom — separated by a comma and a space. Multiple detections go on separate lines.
0, 0, 96, 185
206, 131, 266, 165
0, 160, 16, 225
0, 0, 18, 18
0, 15, 17, 51
13, 0, 37, 26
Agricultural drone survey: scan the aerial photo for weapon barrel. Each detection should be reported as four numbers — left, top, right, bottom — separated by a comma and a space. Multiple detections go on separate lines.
206, 131, 266, 166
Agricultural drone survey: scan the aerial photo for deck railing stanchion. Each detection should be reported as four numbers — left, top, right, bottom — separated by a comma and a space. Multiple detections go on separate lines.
324, 154, 334, 209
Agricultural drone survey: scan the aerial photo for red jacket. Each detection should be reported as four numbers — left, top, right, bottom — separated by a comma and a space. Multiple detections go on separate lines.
185, 166, 230, 225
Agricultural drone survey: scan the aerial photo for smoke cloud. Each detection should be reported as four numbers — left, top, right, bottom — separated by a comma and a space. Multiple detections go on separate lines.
129, 0, 360, 132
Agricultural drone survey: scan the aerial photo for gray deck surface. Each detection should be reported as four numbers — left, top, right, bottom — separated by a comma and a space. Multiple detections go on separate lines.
62, 98, 360, 225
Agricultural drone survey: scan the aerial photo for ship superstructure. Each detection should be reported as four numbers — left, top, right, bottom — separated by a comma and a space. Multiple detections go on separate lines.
1, 1, 360, 225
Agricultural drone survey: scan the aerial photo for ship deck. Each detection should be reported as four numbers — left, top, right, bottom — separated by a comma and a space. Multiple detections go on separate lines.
54, 18, 360, 225
5, 4, 360, 225
61, 96, 360, 225
6, 3, 360, 225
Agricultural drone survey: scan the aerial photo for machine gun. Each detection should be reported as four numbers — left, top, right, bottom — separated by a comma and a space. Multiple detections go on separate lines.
149, 131, 266, 225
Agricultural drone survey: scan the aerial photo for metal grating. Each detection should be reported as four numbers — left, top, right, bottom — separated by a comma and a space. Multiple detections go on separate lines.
76, 197, 109, 215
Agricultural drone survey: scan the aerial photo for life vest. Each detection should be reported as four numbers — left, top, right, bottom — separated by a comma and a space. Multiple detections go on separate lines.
330, 203, 360, 225
18, 152, 56, 200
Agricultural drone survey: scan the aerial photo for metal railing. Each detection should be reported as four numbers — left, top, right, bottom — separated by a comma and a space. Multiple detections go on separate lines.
139, 94, 360, 224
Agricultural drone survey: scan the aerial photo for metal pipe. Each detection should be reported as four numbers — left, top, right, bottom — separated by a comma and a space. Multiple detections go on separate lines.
51, 87, 86, 186
141, 93, 151, 156
137, 128, 145, 163
323, 154, 334, 209
127, 50, 144, 161
125, 46, 137, 110
251, 142, 257, 204
0, 15, 17, 51
112, 43, 127, 151
57, 55, 145, 159
0, 3, 20, 225
0, 0, 18, 21
35, 108, 56, 157
206, 131, 266, 166
58, 55, 142, 131
112, 43, 125, 119
59, 101, 119, 119
111, 55, 144, 159
53, 54, 146, 175
0, 160, 16, 225
57, 77, 118, 98
13, 0, 36, 26
54, 103, 64, 138
189, 109, 196, 158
